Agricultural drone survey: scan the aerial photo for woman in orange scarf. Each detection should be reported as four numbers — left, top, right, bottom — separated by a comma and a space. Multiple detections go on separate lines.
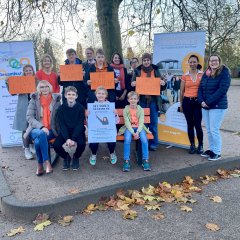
25, 80, 61, 176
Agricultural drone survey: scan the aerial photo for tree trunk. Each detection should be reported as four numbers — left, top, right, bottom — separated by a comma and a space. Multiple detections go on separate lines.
96, 0, 123, 62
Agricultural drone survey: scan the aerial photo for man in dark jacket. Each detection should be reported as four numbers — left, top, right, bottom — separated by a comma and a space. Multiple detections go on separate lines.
58, 48, 88, 108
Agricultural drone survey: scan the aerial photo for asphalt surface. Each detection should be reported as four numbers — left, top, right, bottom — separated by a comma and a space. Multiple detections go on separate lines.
1, 176, 240, 239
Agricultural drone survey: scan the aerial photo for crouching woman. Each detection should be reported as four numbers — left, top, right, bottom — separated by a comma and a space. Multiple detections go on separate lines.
25, 80, 61, 176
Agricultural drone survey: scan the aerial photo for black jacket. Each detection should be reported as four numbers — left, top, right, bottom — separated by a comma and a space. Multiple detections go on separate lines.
198, 66, 231, 109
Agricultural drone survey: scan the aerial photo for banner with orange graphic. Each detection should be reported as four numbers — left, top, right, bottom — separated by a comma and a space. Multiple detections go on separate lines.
153, 31, 206, 147
0, 41, 36, 147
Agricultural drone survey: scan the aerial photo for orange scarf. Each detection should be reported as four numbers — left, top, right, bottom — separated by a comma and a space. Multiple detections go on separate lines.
40, 94, 52, 130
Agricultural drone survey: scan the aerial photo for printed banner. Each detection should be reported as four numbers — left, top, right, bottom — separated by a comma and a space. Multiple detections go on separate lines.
87, 102, 116, 143
0, 41, 36, 147
59, 64, 83, 81
153, 31, 206, 147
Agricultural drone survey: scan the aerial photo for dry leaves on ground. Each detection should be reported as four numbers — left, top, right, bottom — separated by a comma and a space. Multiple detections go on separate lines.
34, 220, 52, 231
210, 196, 222, 203
122, 210, 137, 220
7, 226, 25, 237
58, 215, 74, 227
205, 223, 220, 231
180, 205, 192, 212
68, 188, 81, 194
151, 212, 165, 220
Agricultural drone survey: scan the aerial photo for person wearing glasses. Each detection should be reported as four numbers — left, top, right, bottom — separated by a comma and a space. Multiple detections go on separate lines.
198, 54, 231, 161
25, 81, 61, 176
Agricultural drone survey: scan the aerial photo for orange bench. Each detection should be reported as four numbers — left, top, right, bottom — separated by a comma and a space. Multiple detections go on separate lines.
116, 108, 153, 165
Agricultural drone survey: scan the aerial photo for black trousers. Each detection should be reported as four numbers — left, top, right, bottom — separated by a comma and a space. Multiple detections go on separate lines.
53, 134, 86, 159
182, 97, 203, 146
89, 142, 116, 155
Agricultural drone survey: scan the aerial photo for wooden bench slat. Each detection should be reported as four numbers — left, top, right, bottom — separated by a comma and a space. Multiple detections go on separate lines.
116, 133, 154, 141
116, 107, 150, 116
118, 116, 150, 124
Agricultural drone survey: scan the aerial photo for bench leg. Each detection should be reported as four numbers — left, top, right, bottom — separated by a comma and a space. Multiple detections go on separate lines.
135, 140, 143, 166
48, 145, 60, 167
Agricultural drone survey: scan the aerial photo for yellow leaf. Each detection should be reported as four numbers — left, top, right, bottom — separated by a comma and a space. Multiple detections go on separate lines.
188, 199, 197, 204
115, 200, 130, 211
162, 182, 172, 188
180, 205, 192, 212
7, 226, 25, 237
58, 215, 73, 227
171, 189, 183, 198
122, 210, 137, 220
87, 204, 97, 211
141, 185, 155, 195
184, 176, 194, 185
130, 190, 143, 199
124, 197, 135, 204
151, 212, 165, 220
143, 195, 156, 201
210, 196, 222, 203
144, 204, 161, 211
205, 223, 220, 231
189, 186, 202, 192
34, 220, 52, 231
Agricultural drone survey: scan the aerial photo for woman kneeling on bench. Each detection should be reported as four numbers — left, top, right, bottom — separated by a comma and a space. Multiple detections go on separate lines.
25, 80, 61, 176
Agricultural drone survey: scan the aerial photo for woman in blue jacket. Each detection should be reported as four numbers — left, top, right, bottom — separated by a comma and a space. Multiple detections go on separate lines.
198, 54, 231, 161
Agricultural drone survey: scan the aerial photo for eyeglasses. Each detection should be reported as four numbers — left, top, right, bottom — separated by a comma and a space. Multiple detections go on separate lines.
40, 86, 49, 89
210, 59, 219, 62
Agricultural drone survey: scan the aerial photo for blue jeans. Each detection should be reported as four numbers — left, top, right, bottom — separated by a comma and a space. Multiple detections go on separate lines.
173, 90, 179, 102
30, 129, 55, 164
202, 109, 226, 155
140, 101, 159, 148
124, 128, 148, 160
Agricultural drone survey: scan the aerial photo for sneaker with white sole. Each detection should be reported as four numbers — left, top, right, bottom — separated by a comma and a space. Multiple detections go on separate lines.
89, 154, 97, 166
110, 152, 117, 164
201, 150, 214, 158
208, 154, 221, 161
29, 144, 36, 154
24, 148, 33, 160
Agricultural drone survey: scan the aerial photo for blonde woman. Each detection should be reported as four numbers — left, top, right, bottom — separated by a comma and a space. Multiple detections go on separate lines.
25, 80, 61, 175
36, 54, 60, 93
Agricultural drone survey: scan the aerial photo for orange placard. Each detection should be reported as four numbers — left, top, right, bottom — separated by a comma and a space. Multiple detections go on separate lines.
8, 76, 36, 94
60, 65, 83, 81
136, 77, 160, 95
90, 72, 115, 90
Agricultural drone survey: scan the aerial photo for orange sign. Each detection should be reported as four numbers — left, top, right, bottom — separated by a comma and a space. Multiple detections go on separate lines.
136, 77, 160, 95
60, 65, 83, 81
90, 72, 115, 90
8, 76, 36, 94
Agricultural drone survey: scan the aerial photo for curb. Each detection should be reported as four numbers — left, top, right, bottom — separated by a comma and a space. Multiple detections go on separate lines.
1, 156, 240, 222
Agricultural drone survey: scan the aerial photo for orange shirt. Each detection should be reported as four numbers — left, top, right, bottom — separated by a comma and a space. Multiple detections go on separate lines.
140, 69, 155, 78
182, 71, 203, 97
95, 63, 108, 72
129, 108, 139, 128
36, 69, 60, 93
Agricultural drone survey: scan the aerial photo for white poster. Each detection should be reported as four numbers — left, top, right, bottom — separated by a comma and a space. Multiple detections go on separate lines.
87, 102, 116, 143
0, 41, 36, 147
153, 31, 206, 147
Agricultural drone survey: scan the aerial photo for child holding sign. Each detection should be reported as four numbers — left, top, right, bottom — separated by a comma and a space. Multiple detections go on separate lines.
85, 48, 118, 103
87, 86, 118, 166
118, 91, 151, 172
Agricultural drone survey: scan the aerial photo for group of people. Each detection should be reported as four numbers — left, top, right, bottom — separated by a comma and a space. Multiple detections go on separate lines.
9, 46, 231, 176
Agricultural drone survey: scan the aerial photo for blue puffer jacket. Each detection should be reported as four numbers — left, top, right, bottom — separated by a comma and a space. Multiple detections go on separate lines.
198, 66, 231, 109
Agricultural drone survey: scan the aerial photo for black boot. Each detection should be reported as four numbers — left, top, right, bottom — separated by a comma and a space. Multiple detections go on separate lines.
188, 144, 196, 154
72, 157, 80, 170
197, 144, 204, 154
62, 155, 71, 170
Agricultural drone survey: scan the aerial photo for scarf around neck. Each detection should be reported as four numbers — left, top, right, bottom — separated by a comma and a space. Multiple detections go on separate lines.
110, 63, 125, 89
40, 94, 52, 130
142, 65, 154, 77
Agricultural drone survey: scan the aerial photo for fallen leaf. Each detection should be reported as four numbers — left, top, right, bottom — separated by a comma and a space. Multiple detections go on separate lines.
7, 226, 25, 237
180, 205, 192, 212
130, 190, 143, 199
171, 189, 183, 198
217, 169, 230, 178
115, 200, 130, 211
145, 204, 161, 211
184, 176, 194, 185
210, 196, 222, 203
122, 210, 137, 220
230, 173, 240, 178
205, 223, 220, 231
162, 181, 172, 189
143, 195, 156, 202
33, 213, 49, 225
151, 212, 165, 220
58, 215, 73, 226
87, 204, 97, 211
124, 197, 135, 205
189, 186, 202, 192
116, 189, 125, 200
188, 199, 197, 204
176, 197, 188, 203
141, 185, 156, 195
135, 198, 146, 205
96, 204, 108, 211
68, 188, 80, 194
34, 220, 52, 231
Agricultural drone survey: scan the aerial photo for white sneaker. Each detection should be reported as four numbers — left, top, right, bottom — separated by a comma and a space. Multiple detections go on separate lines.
89, 154, 97, 166
24, 148, 33, 160
29, 144, 36, 154
110, 152, 117, 164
